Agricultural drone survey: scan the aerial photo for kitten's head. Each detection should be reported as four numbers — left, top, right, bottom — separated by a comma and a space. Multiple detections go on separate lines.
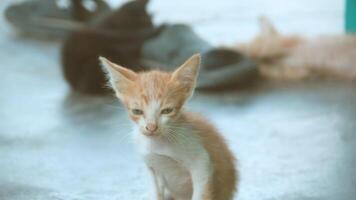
100, 54, 200, 137
237, 16, 302, 60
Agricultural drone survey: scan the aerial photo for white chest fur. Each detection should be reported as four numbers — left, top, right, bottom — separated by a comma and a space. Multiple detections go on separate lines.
132, 127, 213, 200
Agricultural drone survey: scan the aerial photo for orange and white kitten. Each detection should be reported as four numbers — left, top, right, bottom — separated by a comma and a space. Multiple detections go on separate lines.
100, 54, 237, 200
236, 17, 356, 80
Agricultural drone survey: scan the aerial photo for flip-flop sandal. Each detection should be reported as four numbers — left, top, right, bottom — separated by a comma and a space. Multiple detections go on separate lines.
5, 0, 110, 39
62, 0, 257, 94
141, 24, 258, 89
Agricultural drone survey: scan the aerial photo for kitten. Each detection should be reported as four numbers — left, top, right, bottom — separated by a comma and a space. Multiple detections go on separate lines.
100, 54, 238, 200
236, 17, 356, 80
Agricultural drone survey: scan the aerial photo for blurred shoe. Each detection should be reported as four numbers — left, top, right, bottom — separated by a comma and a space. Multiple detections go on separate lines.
141, 24, 258, 89
5, 0, 110, 39
61, 0, 162, 95
62, 0, 258, 95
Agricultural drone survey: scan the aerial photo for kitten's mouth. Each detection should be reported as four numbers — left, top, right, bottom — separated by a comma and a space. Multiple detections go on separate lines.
142, 130, 161, 137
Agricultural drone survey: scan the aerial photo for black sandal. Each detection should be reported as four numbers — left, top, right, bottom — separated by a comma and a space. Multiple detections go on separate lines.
5, 0, 110, 39
61, 0, 162, 95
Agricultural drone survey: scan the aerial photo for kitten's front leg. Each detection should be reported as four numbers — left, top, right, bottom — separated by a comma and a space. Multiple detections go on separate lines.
148, 167, 164, 200
190, 158, 213, 200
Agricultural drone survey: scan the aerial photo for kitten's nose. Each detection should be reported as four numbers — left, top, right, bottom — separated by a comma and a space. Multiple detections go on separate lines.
145, 123, 158, 133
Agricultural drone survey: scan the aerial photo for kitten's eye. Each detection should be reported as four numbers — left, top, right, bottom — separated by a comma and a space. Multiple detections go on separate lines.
132, 109, 143, 115
161, 108, 173, 114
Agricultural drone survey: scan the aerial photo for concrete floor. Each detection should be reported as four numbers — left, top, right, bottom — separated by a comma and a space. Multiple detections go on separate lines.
1, 0, 355, 200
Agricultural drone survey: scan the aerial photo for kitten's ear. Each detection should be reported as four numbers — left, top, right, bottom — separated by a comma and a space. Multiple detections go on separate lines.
171, 54, 201, 97
259, 16, 278, 36
99, 56, 137, 98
